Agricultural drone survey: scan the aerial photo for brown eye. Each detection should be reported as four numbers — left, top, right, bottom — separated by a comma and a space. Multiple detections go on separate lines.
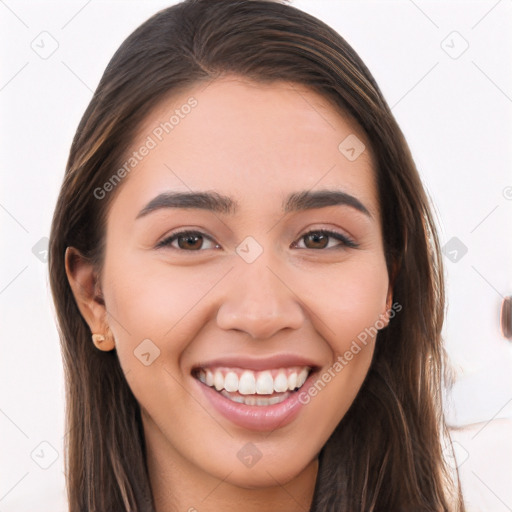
303, 233, 329, 249
157, 230, 219, 251
292, 230, 358, 250
177, 233, 203, 250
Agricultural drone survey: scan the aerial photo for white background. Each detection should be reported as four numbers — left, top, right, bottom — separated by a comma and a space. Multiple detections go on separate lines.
1, 1, 511, 511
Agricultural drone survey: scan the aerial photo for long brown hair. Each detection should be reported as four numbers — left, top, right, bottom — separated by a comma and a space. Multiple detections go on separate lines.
49, 0, 465, 510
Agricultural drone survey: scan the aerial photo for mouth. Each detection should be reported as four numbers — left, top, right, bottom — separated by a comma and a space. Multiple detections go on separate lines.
192, 366, 313, 406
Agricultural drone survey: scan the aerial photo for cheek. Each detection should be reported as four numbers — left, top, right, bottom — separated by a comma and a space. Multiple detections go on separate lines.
303, 256, 389, 350
100, 254, 206, 425
292, 258, 388, 447
101, 251, 225, 371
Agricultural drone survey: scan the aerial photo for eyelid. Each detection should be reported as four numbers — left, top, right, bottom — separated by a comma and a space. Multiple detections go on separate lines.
292, 228, 359, 249
156, 229, 219, 250
156, 227, 359, 251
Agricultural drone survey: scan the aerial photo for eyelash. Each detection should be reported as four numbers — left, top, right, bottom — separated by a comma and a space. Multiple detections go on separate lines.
156, 229, 359, 251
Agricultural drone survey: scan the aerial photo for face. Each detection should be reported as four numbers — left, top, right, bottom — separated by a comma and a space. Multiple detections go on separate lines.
99, 76, 390, 489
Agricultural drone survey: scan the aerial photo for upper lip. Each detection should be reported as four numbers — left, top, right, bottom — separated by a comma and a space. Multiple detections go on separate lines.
192, 354, 321, 372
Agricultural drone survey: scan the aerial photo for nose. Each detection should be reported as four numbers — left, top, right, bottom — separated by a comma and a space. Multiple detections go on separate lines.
216, 256, 306, 339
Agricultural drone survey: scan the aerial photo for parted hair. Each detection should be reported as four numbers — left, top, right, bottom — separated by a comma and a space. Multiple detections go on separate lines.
48, 1, 465, 510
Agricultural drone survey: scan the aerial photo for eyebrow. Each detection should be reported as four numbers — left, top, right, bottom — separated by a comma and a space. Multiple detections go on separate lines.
136, 189, 372, 219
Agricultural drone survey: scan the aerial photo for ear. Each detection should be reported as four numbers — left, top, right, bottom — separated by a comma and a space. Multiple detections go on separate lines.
379, 256, 401, 328
65, 247, 115, 351
379, 281, 395, 329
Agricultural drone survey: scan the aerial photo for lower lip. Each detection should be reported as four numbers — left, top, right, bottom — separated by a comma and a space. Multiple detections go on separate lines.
195, 375, 313, 432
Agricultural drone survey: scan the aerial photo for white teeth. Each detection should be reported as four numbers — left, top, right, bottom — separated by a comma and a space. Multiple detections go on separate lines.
220, 391, 246, 404
220, 390, 290, 406
239, 371, 256, 395
273, 372, 288, 393
214, 370, 224, 391
297, 368, 308, 387
256, 371, 274, 395
224, 372, 238, 392
267, 395, 287, 405
196, 366, 311, 398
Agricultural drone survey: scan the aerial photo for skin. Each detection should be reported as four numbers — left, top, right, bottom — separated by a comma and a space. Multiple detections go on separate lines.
67, 76, 392, 512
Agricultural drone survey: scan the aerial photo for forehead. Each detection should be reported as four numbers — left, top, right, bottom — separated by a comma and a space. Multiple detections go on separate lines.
112, 76, 378, 219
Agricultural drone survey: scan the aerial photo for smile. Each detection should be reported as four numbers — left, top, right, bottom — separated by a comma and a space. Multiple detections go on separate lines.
194, 366, 311, 406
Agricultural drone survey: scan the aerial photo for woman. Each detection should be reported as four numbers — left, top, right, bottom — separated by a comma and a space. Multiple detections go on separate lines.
48, 0, 466, 510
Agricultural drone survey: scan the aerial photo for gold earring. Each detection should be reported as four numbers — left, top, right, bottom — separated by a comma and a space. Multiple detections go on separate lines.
92, 334, 105, 346
91, 331, 115, 351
